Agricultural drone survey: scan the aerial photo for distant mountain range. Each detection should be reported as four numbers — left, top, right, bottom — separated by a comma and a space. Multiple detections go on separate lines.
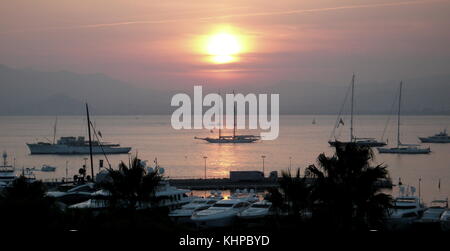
1, 64, 449, 115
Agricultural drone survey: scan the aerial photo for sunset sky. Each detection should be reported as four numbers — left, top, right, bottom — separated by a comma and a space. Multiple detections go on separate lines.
1, 0, 450, 91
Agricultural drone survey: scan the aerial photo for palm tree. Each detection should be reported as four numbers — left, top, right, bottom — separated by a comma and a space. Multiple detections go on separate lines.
279, 168, 311, 217
0, 176, 61, 230
100, 156, 163, 210
306, 143, 392, 231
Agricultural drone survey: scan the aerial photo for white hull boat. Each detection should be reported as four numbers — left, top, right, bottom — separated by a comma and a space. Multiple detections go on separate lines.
191, 199, 252, 228
377, 82, 430, 154
419, 130, 450, 143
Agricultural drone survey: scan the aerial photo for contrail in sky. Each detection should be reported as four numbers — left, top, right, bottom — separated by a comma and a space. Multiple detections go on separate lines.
2, 0, 447, 34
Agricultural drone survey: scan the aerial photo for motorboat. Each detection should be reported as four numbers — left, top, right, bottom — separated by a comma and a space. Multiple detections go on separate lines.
68, 181, 193, 210
27, 109, 131, 155
229, 188, 260, 203
419, 130, 450, 143
378, 82, 431, 154
191, 199, 252, 228
46, 183, 96, 205
387, 196, 425, 231
169, 195, 223, 222
416, 199, 448, 224
41, 165, 56, 172
440, 210, 450, 231
237, 200, 273, 219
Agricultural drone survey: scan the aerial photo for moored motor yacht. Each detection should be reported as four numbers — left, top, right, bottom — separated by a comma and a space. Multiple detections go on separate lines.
191, 199, 252, 228
440, 210, 450, 231
237, 200, 273, 219
68, 181, 193, 210
415, 199, 448, 224
169, 196, 222, 222
419, 129, 450, 143
387, 196, 425, 231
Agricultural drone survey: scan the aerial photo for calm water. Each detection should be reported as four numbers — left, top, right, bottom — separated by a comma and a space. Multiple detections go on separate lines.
1, 115, 449, 203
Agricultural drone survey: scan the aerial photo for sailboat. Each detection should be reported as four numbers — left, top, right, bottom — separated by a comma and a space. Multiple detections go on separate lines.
377, 82, 431, 154
195, 91, 260, 143
328, 74, 387, 147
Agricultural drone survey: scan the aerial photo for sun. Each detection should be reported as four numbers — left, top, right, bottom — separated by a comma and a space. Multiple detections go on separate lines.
206, 33, 242, 64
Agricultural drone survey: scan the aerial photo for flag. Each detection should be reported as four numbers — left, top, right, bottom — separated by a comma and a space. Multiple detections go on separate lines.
438, 179, 441, 190
98, 130, 102, 138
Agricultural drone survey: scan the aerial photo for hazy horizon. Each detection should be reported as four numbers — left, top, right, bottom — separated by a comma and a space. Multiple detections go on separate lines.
1, 0, 450, 115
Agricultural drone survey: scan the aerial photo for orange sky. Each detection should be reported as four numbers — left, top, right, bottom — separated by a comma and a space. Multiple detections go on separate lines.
1, 0, 450, 90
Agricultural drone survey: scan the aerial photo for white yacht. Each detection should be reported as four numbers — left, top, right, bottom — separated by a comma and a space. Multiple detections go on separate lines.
419, 130, 450, 143
416, 199, 448, 224
68, 181, 193, 210
191, 199, 252, 228
440, 210, 450, 231
169, 195, 223, 222
237, 201, 273, 219
229, 188, 260, 203
46, 182, 97, 205
0, 151, 16, 187
387, 196, 425, 230
378, 82, 430, 154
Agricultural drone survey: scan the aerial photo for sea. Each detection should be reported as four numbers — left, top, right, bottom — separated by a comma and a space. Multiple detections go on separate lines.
1, 115, 449, 203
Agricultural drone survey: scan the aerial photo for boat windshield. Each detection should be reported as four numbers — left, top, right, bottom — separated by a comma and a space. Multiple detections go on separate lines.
251, 204, 271, 208
393, 205, 417, 209
213, 203, 234, 208
191, 200, 207, 204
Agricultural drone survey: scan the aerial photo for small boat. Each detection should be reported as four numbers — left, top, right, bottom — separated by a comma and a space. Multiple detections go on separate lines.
416, 199, 448, 224
237, 200, 273, 219
440, 210, 450, 231
169, 194, 223, 222
41, 165, 56, 172
329, 74, 386, 147
378, 82, 430, 154
191, 198, 252, 228
419, 129, 450, 143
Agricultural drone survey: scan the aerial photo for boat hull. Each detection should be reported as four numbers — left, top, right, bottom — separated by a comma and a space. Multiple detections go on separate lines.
204, 138, 258, 143
377, 147, 430, 154
27, 144, 131, 155
419, 137, 450, 143
328, 141, 387, 147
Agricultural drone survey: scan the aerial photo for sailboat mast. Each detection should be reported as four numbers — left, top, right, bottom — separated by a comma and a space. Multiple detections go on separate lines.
86, 103, 94, 180
218, 92, 222, 138
233, 90, 236, 139
350, 74, 355, 142
397, 81, 403, 147
52, 116, 58, 144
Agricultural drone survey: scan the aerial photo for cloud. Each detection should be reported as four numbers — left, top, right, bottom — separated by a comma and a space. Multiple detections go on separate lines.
2, 0, 446, 34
